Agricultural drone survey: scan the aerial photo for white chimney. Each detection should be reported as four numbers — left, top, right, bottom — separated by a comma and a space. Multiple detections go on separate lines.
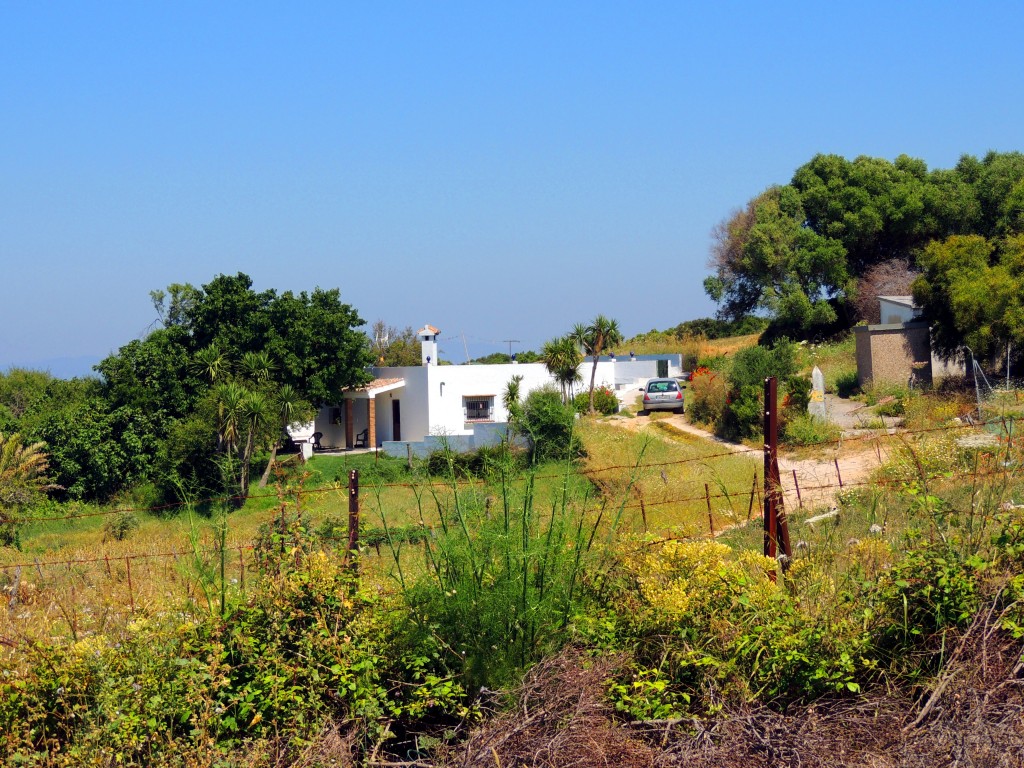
417, 324, 440, 366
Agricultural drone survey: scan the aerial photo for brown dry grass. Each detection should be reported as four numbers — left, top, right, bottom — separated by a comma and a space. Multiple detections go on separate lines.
624, 332, 759, 363
436, 648, 657, 768
430, 612, 1024, 768
701, 332, 760, 358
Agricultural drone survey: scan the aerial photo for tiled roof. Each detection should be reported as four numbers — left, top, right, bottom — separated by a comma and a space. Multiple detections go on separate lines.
355, 377, 404, 391
417, 324, 440, 335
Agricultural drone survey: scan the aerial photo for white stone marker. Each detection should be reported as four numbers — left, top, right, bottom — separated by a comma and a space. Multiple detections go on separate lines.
808, 366, 827, 420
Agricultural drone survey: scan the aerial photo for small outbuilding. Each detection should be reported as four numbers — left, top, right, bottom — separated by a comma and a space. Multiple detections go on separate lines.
854, 296, 962, 388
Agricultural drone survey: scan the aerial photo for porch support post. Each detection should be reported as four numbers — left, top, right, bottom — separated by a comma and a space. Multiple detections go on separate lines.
368, 398, 377, 449
345, 399, 354, 449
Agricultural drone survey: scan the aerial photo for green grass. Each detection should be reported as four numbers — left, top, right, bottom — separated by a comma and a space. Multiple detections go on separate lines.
8, 408, 1024, 765
577, 418, 759, 536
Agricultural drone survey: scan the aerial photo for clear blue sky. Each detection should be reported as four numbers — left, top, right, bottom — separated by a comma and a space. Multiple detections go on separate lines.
2, 2, 1022, 376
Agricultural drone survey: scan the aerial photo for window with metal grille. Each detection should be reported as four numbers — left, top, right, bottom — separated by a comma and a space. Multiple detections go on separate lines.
464, 397, 492, 421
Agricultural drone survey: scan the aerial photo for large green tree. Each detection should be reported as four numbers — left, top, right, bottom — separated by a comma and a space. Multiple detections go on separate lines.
100, 273, 371, 503
369, 321, 422, 367
912, 234, 1024, 360
706, 151, 1024, 343
705, 186, 849, 332
149, 273, 374, 404
0, 369, 52, 434
10, 376, 156, 501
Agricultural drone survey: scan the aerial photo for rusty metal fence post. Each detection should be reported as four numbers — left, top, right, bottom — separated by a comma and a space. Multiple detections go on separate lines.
346, 470, 360, 576
764, 377, 792, 579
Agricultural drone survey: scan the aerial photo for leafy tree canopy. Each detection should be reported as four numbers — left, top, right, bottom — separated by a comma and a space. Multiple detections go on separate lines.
369, 321, 422, 367
29, 378, 157, 501
706, 151, 1024, 344
121, 272, 372, 411
469, 351, 541, 365
0, 273, 376, 503
912, 234, 1024, 359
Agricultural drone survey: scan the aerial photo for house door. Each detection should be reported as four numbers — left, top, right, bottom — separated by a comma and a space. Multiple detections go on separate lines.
392, 400, 401, 441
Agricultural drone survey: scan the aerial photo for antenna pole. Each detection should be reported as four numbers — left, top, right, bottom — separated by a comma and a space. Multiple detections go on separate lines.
502, 339, 520, 359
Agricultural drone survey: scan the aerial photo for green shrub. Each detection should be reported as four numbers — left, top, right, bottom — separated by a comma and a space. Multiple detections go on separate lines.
697, 353, 728, 371
730, 339, 798, 390
572, 385, 619, 416
0, 517, 465, 765
864, 383, 909, 406
0, 520, 19, 549
673, 315, 768, 339
102, 510, 140, 541
514, 386, 583, 464
687, 367, 727, 426
600, 540, 875, 713
425, 442, 523, 478
718, 340, 799, 440
872, 541, 984, 675
784, 375, 812, 413
833, 369, 860, 397
782, 412, 841, 446
876, 397, 906, 417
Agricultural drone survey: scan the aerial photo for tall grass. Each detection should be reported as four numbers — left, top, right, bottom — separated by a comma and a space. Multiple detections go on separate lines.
577, 418, 758, 535
377, 441, 646, 690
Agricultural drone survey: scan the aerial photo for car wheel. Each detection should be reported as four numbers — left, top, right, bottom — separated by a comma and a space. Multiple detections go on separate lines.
639, 409, 648, 417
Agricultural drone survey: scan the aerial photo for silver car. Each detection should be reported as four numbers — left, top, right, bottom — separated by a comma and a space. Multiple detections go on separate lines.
640, 377, 685, 415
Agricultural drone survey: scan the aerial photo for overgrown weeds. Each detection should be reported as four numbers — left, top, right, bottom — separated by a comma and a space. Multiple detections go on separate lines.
385, 445, 634, 692
4, 420, 1024, 766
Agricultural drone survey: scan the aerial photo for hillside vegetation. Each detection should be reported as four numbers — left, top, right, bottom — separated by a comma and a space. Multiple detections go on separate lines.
2, 402, 1024, 766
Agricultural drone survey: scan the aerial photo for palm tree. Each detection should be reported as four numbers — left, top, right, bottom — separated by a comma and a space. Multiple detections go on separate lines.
502, 374, 524, 438
192, 344, 227, 383
214, 381, 246, 457
1, 433, 56, 545
0, 432, 54, 509
572, 315, 623, 414
258, 384, 308, 488
541, 336, 583, 404
240, 350, 275, 383
238, 389, 272, 498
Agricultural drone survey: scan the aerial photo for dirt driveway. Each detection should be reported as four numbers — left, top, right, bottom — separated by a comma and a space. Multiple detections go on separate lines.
613, 407, 894, 511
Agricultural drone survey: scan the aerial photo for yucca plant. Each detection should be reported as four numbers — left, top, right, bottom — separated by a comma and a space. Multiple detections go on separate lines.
0, 432, 57, 546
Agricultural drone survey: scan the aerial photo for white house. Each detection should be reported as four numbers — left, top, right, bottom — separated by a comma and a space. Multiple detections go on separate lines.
290, 325, 683, 458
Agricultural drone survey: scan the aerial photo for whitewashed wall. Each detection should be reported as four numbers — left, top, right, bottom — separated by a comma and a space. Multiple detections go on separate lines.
304, 353, 683, 456
376, 355, 681, 449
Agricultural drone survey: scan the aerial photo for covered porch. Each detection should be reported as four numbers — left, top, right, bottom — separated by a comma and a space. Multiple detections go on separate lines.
296, 377, 406, 452
340, 377, 405, 450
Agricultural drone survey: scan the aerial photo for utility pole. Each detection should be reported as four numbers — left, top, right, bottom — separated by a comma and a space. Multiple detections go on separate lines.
502, 339, 520, 359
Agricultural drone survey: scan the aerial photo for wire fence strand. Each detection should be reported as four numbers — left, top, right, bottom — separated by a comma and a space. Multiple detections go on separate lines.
3, 447, 1021, 572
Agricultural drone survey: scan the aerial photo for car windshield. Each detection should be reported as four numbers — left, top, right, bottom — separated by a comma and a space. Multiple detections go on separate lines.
648, 381, 678, 393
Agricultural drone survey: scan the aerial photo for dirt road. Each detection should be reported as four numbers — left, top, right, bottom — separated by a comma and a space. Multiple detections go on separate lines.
613, 411, 892, 511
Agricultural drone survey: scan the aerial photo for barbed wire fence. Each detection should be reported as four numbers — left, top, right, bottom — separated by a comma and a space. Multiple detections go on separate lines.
1, 408, 1020, 644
